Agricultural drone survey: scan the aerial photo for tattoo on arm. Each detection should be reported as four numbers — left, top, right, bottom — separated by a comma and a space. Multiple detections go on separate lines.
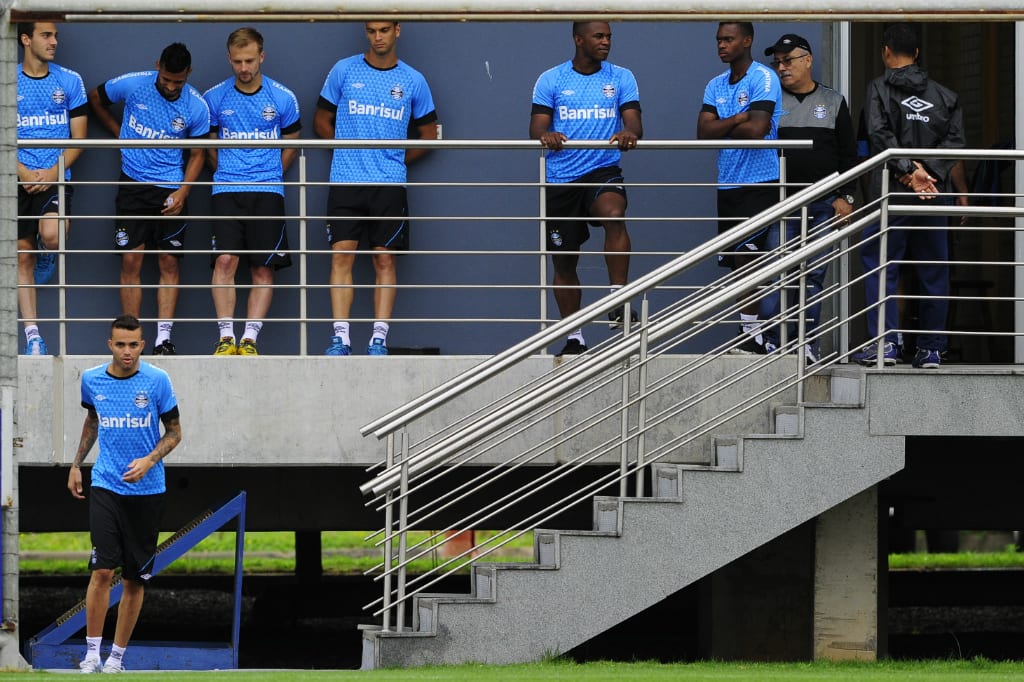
73, 411, 99, 467
149, 417, 182, 463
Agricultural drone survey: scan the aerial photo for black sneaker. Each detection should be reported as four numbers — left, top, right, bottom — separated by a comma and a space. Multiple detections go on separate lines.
608, 306, 639, 330
728, 333, 765, 355
152, 340, 177, 355
556, 339, 588, 357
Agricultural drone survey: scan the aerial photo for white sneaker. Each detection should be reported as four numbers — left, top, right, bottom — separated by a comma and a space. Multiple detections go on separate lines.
101, 660, 124, 673
79, 658, 102, 673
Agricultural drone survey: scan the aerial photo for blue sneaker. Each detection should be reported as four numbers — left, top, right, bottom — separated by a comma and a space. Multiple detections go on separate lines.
325, 336, 351, 356
912, 348, 941, 369
24, 336, 49, 356
33, 237, 56, 285
367, 338, 389, 356
853, 341, 897, 367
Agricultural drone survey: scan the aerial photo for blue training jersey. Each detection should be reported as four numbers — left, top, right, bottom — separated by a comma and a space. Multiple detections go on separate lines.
318, 55, 437, 184
702, 62, 782, 188
81, 361, 178, 496
16, 63, 88, 180
532, 60, 640, 184
100, 70, 210, 188
204, 75, 302, 195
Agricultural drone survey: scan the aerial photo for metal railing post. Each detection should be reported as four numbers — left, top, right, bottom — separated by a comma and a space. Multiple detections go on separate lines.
381, 432, 395, 631
538, 154, 548, 339
633, 298, 650, 498
397, 428, 410, 631
796, 205, 809, 402
876, 167, 891, 368
298, 153, 308, 355
57, 153, 68, 356
618, 302, 633, 498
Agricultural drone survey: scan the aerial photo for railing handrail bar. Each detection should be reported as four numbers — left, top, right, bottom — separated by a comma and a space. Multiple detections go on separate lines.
359, 207, 882, 498
16, 137, 812, 151
360, 151, 890, 442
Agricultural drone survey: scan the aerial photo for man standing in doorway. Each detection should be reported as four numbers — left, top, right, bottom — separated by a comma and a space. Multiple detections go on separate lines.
856, 23, 964, 369
16, 22, 88, 355
759, 33, 858, 363
697, 22, 782, 354
67, 314, 181, 673
89, 44, 211, 355
204, 27, 301, 356
530, 21, 643, 357
315, 21, 438, 356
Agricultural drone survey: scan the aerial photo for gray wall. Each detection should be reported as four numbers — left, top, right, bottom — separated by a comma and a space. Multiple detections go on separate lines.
30, 20, 822, 356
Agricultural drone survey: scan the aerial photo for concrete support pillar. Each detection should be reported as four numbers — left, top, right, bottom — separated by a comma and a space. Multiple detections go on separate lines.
813, 485, 881, 661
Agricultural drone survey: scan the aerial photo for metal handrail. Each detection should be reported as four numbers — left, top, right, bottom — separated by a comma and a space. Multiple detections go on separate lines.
357, 148, 1024, 626
358, 146, 1023, 445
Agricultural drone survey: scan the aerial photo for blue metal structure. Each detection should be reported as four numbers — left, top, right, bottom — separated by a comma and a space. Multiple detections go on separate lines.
26, 491, 247, 671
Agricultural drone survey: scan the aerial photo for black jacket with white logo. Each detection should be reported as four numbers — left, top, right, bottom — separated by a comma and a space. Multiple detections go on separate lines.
865, 64, 965, 198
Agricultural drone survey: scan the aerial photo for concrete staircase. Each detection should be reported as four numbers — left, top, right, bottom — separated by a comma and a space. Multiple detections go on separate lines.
361, 367, 905, 668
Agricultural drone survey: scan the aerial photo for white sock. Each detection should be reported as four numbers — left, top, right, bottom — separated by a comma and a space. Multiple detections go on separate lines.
740, 314, 762, 344
609, 284, 623, 294
568, 329, 585, 345
85, 636, 102, 662
242, 321, 262, 343
371, 322, 389, 342
217, 318, 234, 340
106, 644, 126, 668
24, 325, 41, 343
333, 321, 350, 346
155, 321, 173, 345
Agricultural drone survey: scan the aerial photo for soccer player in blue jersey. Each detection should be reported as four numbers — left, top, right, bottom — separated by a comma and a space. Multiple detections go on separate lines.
67, 314, 182, 674
204, 28, 301, 356
89, 44, 211, 355
315, 21, 438, 356
16, 22, 88, 356
697, 22, 782, 354
530, 21, 643, 357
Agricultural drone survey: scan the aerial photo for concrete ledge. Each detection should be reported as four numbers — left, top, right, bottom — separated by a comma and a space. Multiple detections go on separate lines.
17, 355, 798, 468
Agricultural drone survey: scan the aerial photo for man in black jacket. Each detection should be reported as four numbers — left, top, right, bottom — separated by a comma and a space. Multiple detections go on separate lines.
759, 34, 858, 363
856, 23, 964, 369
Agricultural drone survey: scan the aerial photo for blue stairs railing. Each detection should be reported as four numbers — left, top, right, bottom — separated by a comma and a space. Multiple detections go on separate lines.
26, 491, 247, 671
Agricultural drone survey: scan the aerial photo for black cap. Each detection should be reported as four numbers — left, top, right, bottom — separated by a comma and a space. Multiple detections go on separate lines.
764, 34, 812, 57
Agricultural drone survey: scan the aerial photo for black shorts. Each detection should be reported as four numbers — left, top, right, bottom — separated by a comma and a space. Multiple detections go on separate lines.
325, 185, 409, 250
88, 486, 164, 583
545, 166, 627, 251
211, 192, 292, 270
716, 182, 779, 269
114, 174, 188, 254
18, 185, 74, 241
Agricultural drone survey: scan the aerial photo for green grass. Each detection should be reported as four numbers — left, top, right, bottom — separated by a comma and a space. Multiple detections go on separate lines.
5, 659, 1024, 679
19, 532, 1024, 576
890, 545, 1024, 570
18, 530, 535, 576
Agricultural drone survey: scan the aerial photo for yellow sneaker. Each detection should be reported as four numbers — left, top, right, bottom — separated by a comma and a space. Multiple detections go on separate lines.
237, 339, 259, 356
213, 337, 238, 356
